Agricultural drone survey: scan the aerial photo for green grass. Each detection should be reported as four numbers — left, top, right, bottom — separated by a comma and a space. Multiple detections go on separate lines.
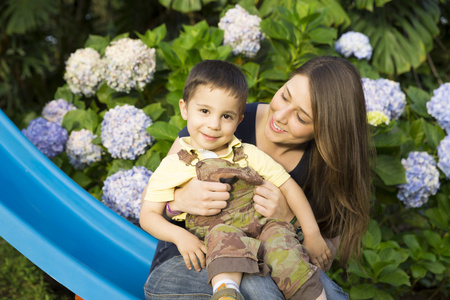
0, 237, 74, 300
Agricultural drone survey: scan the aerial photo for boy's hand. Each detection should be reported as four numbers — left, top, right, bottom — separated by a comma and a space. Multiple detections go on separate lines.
174, 231, 207, 272
303, 234, 333, 271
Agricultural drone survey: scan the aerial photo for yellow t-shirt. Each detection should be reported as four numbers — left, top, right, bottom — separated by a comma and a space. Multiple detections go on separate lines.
143, 136, 291, 220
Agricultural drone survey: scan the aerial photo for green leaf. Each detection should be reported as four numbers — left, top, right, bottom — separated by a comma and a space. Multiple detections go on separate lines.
107, 160, 134, 177
375, 155, 406, 185
373, 127, 408, 148
403, 234, 422, 260
363, 249, 380, 269
5, 0, 58, 34
72, 171, 92, 188
142, 103, 166, 122
135, 150, 161, 172
54, 85, 76, 103
409, 118, 425, 147
136, 24, 167, 48
424, 207, 449, 230
169, 115, 186, 131
147, 121, 179, 141
423, 122, 446, 150
373, 288, 395, 300
308, 27, 336, 45
378, 269, 410, 286
421, 260, 446, 274
408, 86, 430, 118
62, 109, 99, 133
423, 230, 442, 251
350, 283, 376, 299
411, 264, 427, 278
158, 0, 204, 13
84, 35, 111, 55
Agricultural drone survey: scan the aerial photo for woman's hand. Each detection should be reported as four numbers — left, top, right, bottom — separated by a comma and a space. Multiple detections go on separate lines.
253, 180, 293, 221
174, 231, 207, 272
170, 178, 230, 216
303, 234, 333, 271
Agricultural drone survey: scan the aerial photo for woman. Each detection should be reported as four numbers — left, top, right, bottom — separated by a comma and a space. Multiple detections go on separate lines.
143, 56, 373, 300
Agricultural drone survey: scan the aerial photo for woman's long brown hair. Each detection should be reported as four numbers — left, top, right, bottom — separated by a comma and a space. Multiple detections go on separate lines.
293, 56, 374, 266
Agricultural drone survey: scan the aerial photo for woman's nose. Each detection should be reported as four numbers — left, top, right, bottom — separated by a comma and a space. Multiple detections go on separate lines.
274, 106, 290, 124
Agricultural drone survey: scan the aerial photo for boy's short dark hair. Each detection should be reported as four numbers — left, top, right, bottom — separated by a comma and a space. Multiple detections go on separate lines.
183, 60, 248, 115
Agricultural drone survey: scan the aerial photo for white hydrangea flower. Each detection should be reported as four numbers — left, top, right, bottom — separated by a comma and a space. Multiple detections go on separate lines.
66, 129, 102, 169
426, 83, 450, 133
362, 78, 406, 125
102, 166, 153, 224
101, 104, 153, 160
218, 5, 265, 58
437, 135, 450, 179
104, 38, 156, 93
64, 48, 105, 97
335, 31, 373, 60
42, 99, 77, 125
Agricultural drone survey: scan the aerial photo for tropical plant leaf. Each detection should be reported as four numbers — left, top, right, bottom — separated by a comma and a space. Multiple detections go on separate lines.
4, 0, 57, 34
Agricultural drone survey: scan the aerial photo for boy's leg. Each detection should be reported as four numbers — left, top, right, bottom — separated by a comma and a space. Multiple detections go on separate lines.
258, 219, 323, 300
205, 223, 261, 285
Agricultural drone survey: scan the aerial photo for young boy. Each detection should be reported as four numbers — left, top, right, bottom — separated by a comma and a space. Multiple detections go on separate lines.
140, 60, 330, 300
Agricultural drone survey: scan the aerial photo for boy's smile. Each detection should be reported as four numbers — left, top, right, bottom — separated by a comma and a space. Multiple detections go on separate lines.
179, 85, 244, 156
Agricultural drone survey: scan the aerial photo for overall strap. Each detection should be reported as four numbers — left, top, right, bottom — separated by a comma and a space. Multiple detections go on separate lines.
232, 146, 247, 162
177, 149, 198, 166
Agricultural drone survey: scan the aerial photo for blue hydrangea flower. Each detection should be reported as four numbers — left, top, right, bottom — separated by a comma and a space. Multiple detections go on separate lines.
362, 78, 406, 124
335, 31, 373, 60
102, 166, 153, 223
101, 104, 153, 160
64, 48, 105, 97
397, 151, 440, 208
66, 129, 103, 170
437, 135, 450, 178
21, 117, 68, 159
218, 5, 265, 58
41, 99, 77, 125
426, 83, 450, 133
104, 38, 156, 93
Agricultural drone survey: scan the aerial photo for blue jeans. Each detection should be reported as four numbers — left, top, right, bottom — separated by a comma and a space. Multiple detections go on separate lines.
144, 255, 349, 300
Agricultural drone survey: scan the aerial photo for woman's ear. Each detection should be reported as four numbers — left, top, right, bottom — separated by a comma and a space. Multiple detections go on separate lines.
179, 99, 188, 120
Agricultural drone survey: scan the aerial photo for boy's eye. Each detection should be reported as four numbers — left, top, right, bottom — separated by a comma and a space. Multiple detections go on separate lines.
200, 109, 209, 114
223, 114, 233, 120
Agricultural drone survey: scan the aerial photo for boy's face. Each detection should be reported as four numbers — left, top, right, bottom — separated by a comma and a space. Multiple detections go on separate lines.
179, 85, 244, 154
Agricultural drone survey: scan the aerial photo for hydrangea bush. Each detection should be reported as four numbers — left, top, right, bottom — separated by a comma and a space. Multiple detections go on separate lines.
218, 5, 264, 58
103, 38, 156, 93
102, 166, 153, 223
101, 104, 154, 160
335, 31, 373, 60
437, 135, 450, 178
397, 151, 440, 208
362, 77, 406, 125
426, 82, 450, 133
42, 99, 77, 125
21, 117, 68, 159
66, 129, 103, 170
64, 48, 105, 97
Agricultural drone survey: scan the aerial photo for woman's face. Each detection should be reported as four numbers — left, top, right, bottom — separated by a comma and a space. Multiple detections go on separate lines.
265, 75, 315, 146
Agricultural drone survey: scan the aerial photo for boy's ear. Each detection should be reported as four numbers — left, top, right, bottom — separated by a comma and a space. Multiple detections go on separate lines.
179, 99, 188, 120
238, 115, 244, 124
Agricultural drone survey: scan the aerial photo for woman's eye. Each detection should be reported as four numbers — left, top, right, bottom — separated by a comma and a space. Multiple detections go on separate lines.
281, 92, 288, 102
297, 114, 306, 124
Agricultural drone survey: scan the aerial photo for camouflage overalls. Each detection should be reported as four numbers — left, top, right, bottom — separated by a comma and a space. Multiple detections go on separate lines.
178, 146, 321, 300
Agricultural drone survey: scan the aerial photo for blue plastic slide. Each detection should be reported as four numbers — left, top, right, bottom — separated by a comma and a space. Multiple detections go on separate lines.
0, 109, 158, 300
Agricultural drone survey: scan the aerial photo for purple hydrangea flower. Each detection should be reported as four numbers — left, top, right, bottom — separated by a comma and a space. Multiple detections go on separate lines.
64, 48, 105, 97
102, 166, 153, 223
397, 151, 440, 208
41, 99, 77, 125
66, 129, 103, 169
335, 31, 373, 60
21, 117, 68, 159
104, 38, 156, 93
437, 135, 450, 178
362, 78, 406, 122
101, 104, 153, 160
218, 5, 265, 58
426, 83, 450, 133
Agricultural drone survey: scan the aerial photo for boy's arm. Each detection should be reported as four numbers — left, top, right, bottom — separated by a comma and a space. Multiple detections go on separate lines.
279, 178, 332, 270
140, 200, 206, 271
